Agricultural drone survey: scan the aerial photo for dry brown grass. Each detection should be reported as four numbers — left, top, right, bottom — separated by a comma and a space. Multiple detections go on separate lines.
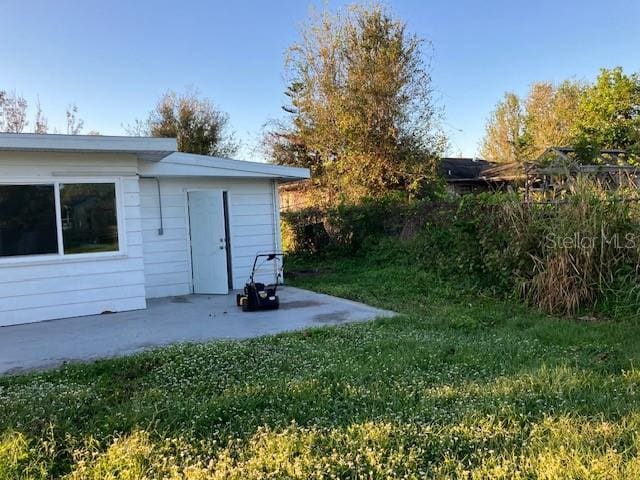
512, 178, 640, 316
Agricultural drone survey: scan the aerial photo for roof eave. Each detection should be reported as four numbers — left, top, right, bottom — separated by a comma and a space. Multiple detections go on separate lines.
0, 133, 177, 161
141, 152, 311, 180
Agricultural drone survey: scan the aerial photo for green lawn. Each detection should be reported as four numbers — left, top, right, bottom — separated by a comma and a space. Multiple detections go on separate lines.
2, 256, 640, 478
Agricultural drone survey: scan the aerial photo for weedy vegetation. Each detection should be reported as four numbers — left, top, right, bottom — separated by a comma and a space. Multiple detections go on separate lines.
283, 179, 640, 319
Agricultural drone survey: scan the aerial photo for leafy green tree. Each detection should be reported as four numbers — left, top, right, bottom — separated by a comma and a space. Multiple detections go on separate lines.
266, 3, 446, 201
141, 89, 239, 157
573, 67, 640, 161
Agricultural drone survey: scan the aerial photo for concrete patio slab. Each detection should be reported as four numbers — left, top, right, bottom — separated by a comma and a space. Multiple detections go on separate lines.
0, 287, 394, 375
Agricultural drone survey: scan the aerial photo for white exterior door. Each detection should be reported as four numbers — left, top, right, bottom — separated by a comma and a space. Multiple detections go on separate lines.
188, 190, 229, 294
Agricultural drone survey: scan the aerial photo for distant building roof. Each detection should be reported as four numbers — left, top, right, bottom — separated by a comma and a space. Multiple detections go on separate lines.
438, 157, 495, 182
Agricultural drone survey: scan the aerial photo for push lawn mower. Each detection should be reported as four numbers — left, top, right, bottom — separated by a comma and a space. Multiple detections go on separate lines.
236, 253, 283, 312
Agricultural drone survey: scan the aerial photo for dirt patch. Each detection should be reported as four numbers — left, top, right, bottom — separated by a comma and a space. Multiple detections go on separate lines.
171, 296, 191, 304
313, 310, 351, 323
279, 300, 323, 310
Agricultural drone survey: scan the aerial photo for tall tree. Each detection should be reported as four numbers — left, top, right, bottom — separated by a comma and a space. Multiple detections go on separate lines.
523, 80, 584, 158
481, 68, 640, 163
480, 92, 526, 163
144, 90, 238, 157
266, 3, 445, 200
573, 67, 640, 159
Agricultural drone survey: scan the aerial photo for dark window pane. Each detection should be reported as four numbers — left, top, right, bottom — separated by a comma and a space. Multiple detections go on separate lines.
60, 183, 118, 254
0, 185, 58, 257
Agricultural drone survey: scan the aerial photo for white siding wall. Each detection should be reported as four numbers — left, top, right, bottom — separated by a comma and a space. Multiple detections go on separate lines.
140, 177, 279, 298
0, 152, 146, 326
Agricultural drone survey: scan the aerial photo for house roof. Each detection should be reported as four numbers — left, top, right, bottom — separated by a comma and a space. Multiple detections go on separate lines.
439, 157, 494, 182
0, 133, 177, 161
139, 152, 311, 181
0, 133, 310, 181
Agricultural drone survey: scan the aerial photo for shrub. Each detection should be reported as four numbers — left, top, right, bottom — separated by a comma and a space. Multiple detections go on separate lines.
398, 193, 531, 294
282, 195, 419, 255
429, 183, 640, 317
281, 207, 330, 255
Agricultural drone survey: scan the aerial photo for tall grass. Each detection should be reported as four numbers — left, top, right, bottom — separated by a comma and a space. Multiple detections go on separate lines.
514, 180, 640, 315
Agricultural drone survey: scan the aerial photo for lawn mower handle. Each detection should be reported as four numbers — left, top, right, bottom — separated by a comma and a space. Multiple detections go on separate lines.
249, 253, 284, 285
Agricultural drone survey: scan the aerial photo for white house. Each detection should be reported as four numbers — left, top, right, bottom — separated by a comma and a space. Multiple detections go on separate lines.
0, 133, 310, 326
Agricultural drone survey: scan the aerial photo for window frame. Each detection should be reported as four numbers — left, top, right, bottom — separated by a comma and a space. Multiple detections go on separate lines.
0, 176, 127, 266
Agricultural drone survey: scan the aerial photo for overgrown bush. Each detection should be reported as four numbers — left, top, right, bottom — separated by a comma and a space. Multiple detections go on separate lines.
282, 195, 419, 255
420, 183, 640, 317
281, 207, 330, 255
283, 179, 640, 318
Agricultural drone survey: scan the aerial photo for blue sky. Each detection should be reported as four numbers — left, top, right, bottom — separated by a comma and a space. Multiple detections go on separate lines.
2, 0, 639, 159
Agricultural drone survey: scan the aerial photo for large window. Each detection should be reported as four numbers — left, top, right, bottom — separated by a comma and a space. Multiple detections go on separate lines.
0, 185, 59, 257
0, 181, 120, 259
61, 183, 118, 254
